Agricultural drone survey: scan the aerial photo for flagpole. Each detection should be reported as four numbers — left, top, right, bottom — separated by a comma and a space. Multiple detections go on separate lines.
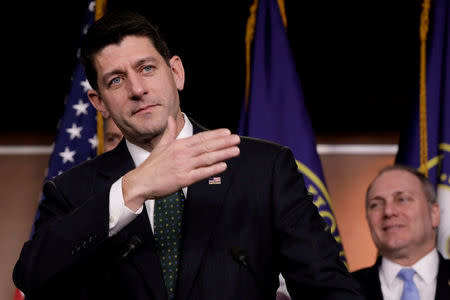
95, 0, 107, 155
419, 0, 431, 176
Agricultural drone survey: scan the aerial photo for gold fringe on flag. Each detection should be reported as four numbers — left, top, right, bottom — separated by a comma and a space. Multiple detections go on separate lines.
95, 0, 107, 155
244, 0, 258, 110
419, 0, 431, 176
277, 0, 287, 28
95, 0, 107, 21
244, 0, 287, 110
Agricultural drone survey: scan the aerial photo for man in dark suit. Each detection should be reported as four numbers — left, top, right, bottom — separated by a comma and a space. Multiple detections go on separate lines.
13, 11, 363, 300
352, 165, 450, 300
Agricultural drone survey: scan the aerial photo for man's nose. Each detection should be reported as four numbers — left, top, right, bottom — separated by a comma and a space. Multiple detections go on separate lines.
128, 73, 147, 101
383, 201, 398, 217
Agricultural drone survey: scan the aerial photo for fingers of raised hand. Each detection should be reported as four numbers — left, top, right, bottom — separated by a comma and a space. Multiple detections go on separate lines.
183, 128, 233, 148
182, 131, 241, 157
130, 129, 240, 200
190, 146, 240, 168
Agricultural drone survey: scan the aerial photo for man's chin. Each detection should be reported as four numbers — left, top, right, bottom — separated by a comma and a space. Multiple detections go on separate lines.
138, 126, 166, 143
379, 240, 409, 255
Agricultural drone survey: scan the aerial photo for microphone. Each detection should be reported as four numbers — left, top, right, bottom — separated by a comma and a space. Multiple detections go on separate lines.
230, 246, 251, 269
230, 246, 265, 298
122, 235, 143, 259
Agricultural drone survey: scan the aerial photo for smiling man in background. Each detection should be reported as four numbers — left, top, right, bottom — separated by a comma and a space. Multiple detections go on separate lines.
352, 165, 449, 300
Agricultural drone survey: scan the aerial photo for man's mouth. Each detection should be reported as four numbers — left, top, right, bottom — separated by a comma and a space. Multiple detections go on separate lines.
133, 104, 159, 115
382, 224, 405, 232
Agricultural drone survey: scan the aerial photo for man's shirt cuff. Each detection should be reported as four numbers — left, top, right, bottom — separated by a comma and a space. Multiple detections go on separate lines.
109, 177, 143, 237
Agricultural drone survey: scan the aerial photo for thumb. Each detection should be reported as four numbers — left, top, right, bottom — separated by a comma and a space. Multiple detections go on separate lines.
158, 115, 177, 147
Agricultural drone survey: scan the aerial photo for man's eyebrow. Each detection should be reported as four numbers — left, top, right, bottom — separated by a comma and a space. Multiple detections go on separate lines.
368, 196, 384, 202
101, 69, 126, 86
133, 57, 158, 68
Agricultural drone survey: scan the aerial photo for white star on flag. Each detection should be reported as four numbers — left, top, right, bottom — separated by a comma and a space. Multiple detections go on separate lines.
66, 123, 83, 140
89, 134, 98, 149
83, 25, 90, 35
80, 79, 92, 92
88, 1, 95, 12
59, 147, 76, 164
73, 99, 89, 116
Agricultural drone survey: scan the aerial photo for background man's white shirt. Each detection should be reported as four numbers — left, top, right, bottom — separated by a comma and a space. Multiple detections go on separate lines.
379, 248, 439, 300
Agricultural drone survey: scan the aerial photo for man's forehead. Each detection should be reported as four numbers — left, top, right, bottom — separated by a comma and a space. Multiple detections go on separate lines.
95, 36, 158, 66
368, 170, 423, 198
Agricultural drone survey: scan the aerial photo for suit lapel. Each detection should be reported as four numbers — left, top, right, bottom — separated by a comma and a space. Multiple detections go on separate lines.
96, 138, 135, 180
435, 254, 450, 300
362, 258, 384, 300
96, 139, 167, 299
369, 263, 384, 300
128, 210, 168, 300
177, 120, 233, 300
176, 174, 231, 300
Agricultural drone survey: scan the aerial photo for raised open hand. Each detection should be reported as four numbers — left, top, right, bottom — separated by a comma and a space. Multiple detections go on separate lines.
122, 116, 240, 211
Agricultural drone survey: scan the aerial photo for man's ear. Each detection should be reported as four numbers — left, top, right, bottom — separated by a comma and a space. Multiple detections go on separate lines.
87, 89, 110, 118
170, 55, 185, 91
431, 202, 440, 229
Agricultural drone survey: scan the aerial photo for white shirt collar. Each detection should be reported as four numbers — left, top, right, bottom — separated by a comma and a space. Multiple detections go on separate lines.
380, 248, 439, 287
413, 248, 439, 284
125, 113, 193, 167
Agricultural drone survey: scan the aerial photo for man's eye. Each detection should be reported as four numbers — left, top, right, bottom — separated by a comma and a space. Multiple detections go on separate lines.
142, 65, 153, 73
368, 203, 379, 209
110, 77, 122, 86
398, 197, 408, 203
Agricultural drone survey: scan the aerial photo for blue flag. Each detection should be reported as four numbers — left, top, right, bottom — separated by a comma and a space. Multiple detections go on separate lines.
238, 0, 347, 264
395, 0, 450, 258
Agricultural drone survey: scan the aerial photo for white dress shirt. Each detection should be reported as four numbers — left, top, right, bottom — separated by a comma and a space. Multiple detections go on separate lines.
379, 248, 439, 300
108, 114, 193, 236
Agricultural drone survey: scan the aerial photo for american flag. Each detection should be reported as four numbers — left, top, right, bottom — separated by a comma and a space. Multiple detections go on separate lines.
14, 2, 98, 300
44, 0, 97, 182
208, 177, 221, 185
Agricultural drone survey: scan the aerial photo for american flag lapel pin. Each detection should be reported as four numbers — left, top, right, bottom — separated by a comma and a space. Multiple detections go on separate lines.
208, 177, 221, 185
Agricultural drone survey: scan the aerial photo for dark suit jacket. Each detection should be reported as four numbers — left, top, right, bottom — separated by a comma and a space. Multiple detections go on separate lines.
352, 253, 450, 300
14, 120, 363, 300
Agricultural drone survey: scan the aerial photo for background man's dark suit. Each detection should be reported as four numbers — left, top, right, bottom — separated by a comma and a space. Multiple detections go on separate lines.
352, 254, 450, 300
14, 121, 362, 300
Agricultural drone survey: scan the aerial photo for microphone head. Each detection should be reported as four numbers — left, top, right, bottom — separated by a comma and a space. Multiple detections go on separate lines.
129, 234, 143, 247
122, 235, 144, 259
230, 246, 248, 263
